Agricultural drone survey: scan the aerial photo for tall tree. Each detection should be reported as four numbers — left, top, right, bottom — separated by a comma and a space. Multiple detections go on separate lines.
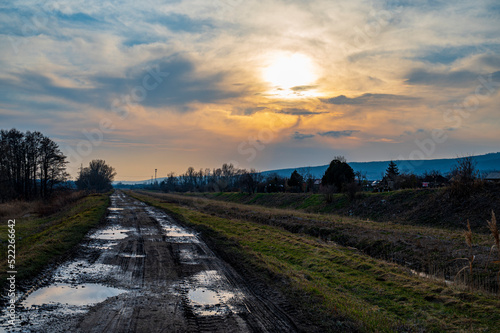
239, 169, 262, 194
76, 160, 116, 192
385, 161, 400, 180
287, 170, 304, 192
321, 157, 355, 191
0, 129, 68, 201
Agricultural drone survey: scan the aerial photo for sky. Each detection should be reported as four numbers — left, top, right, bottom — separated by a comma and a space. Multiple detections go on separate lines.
1, 0, 499, 181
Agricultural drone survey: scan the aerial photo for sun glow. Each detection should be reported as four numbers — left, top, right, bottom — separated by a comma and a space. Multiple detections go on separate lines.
262, 53, 319, 98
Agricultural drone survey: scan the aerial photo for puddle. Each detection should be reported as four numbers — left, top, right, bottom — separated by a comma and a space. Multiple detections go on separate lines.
183, 270, 242, 316
163, 225, 197, 238
90, 227, 132, 240
179, 248, 200, 264
86, 241, 119, 250
119, 254, 146, 258
23, 283, 127, 307
186, 287, 236, 316
144, 206, 199, 242
188, 288, 220, 304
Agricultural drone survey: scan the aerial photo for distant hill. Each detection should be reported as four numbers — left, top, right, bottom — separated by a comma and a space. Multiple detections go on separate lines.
114, 152, 500, 185
261, 152, 500, 181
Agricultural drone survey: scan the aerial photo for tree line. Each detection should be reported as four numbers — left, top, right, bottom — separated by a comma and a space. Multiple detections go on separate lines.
0, 129, 68, 201
154, 158, 353, 194
158, 164, 263, 193
0, 128, 117, 202
153, 155, 484, 198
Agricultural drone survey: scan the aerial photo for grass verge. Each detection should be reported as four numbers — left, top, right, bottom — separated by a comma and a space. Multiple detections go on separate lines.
135, 191, 499, 292
184, 186, 500, 231
0, 192, 111, 292
130, 190, 500, 332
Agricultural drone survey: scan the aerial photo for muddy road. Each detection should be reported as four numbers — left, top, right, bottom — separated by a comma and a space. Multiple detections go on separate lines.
2, 191, 299, 332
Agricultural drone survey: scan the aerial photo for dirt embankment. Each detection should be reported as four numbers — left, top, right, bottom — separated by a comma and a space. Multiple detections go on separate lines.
190, 183, 500, 230
137, 191, 499, 291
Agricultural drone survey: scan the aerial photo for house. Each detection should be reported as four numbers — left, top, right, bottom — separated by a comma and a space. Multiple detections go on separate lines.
485, 172, 500, 182
422, 174, 449, 187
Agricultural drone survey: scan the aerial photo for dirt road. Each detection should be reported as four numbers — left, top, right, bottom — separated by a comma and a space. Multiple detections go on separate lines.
2, 191, 299, 332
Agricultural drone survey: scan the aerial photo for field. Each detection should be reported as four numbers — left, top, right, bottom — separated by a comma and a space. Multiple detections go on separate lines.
129, 190, 500, 332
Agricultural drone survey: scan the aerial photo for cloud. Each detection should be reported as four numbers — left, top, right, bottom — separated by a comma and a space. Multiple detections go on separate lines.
415, 45, 500, 65
318, 130, 359, 138
292, 131, 315, 140
1, 0, 500, 177
321, 93, 417, 105
0, 55, 244, 113
278, 108, 325, 115
405, 69, 478, 86
232, 106, 267, 115
478, 54, 500, 68
290, 85, 318, 92
154, 13, 215, 33
405, 69, 500, 88
123, 56, 243, 109
0, 71, 107, 109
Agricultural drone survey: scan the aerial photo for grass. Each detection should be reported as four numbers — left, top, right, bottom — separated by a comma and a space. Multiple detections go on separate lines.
137, 191, 498, 283
0, 192, 111, 291
130, 190, 500, 332
182, 185, 500, 231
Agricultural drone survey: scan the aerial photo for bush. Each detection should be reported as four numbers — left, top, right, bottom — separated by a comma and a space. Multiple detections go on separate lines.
320, 185, 337, 203
343, 182, 361, 201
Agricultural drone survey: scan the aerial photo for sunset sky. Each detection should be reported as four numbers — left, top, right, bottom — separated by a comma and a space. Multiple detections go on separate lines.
1, 0, 499, 181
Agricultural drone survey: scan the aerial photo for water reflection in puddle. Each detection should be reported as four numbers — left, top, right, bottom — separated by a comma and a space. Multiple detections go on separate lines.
188, 288, 220, 304
119, 254, 146, 258
163, 225, 197, 239
184, 270, 240, 316
90, 228, 131, 240
187, 287, 235, 316
23, 283, 127, 307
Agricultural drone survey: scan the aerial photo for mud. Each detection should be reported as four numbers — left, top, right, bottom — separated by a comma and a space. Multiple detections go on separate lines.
0, 191, 299, 332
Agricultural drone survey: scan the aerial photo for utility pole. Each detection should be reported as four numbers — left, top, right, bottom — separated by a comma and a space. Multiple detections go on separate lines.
155, 169, 157, 184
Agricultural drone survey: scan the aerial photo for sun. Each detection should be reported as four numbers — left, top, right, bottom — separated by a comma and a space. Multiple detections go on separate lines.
262, 53, 318, 98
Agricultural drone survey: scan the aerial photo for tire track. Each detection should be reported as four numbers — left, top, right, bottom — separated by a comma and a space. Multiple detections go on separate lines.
2, 191, 299, 332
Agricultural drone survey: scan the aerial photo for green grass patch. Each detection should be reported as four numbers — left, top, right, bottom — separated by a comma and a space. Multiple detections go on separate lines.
130, 191, 500, 332
0, 192, 111, 290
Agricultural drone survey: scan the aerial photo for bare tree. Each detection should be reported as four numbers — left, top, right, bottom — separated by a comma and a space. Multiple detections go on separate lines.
452, 155, 478, 186
0, 129, 68, 201
76, 160, 116, 192
449, 155, 479, 198
239, 169, 262, 194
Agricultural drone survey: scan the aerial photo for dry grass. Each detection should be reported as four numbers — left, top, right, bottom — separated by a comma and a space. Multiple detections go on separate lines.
0, 190, 86, 218
138, 190, 500, 294
455, 220, 475, 289
130, 190, 500, 332
0, 200, 36, 218
486, 211, 500, 287
0, 192, 110, 290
